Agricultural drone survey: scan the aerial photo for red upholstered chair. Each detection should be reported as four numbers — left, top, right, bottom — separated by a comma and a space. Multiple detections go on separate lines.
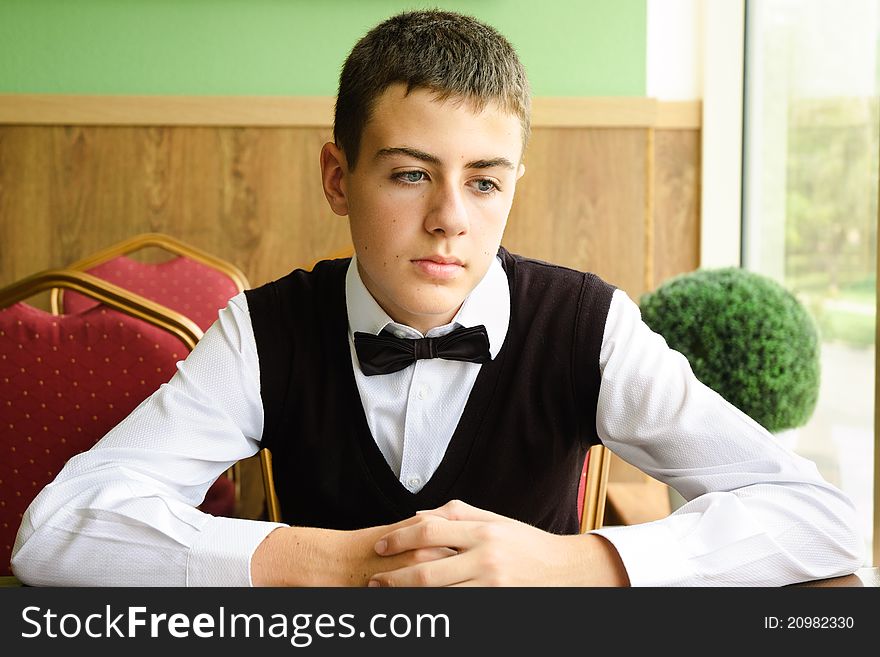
0, 269, 221, 576
52, 233, 250, 332
52, 234, 247, 513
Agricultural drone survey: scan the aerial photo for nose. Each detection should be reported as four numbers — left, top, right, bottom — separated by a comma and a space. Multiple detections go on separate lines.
424, 181, 469, 237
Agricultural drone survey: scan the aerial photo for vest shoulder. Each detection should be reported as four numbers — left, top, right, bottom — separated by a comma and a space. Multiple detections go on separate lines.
499, 249, 616, 292
245, 257, 351, 301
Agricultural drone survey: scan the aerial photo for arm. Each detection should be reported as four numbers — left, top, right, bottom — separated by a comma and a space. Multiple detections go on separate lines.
368, 290, 864, 587
591, 290, 865, 586
12, 292, 452, 587
11, 293, 282, 586
251, 519, 456, 587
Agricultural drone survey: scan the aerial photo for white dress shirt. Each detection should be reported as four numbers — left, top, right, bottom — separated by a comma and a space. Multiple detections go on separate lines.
11, 256, 864, 586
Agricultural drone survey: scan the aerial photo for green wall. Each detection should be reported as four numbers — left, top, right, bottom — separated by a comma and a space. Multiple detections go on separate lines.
0, 0, 646, 96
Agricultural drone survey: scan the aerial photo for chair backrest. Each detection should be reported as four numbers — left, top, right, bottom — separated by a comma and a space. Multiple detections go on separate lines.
52, 233, 250, 332
259, 443, 612, 532
260, 448, 283, 523
0, 270, 202, 575
578, 444, 612, 532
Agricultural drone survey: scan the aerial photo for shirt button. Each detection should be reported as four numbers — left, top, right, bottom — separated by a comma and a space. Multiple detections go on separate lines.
407, 476, 422, 488
417, 385, 429, 400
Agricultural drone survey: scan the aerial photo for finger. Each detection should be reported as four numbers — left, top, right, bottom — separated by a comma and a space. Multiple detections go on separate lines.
370, 551, 474, 587
407, 547, 458, 563
376, 517, 486, 555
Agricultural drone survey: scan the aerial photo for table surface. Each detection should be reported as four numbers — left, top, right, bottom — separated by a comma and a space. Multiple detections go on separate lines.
1, 567, 878, 588
792, 566, 879, 587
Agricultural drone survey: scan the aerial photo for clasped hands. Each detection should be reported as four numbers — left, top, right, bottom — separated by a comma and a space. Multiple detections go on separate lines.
366, 499, 627, 587
252, 499, 627, 586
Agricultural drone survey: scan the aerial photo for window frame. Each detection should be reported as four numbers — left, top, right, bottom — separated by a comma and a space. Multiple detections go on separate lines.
704, 0, 879, 565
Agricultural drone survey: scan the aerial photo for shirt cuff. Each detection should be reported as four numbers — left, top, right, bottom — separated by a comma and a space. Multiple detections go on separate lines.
592, 521, 696, 587
187, 516, 286, 587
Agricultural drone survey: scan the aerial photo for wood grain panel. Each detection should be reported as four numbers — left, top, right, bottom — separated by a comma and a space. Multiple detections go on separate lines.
652, 129, 701, 288
1, 125, 689, 303
604, 128, 701, 525
504, 128, 648, 298
0, 125, 353, 291
0, 128, 53, 283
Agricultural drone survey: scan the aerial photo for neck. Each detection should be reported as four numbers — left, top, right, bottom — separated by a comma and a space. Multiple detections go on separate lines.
384, 308, 459, 336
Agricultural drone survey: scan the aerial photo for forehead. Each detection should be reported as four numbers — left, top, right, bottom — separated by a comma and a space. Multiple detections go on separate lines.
361, 84, 523, 163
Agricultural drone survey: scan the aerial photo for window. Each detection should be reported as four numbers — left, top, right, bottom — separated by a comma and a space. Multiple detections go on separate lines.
743, 0, 877, 562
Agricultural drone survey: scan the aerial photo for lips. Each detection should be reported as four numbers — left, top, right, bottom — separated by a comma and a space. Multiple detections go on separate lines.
415, 255, 463, 266
411, 255, 464, 280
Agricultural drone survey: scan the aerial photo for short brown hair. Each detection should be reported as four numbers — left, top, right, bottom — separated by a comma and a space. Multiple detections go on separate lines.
334, 10, 531, 169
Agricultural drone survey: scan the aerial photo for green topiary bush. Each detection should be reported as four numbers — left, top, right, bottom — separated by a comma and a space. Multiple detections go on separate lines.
639, 268, 820, 433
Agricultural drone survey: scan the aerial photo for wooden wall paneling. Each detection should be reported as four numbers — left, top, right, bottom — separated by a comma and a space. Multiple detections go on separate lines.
0, 128, 53, 285
652, 129, 701, 288
504, 127, 648, 298
1, 97, 701, 295
241, 127, 351, 286
1, 122, 692, 307
0, 126, 354, 292
164, 125, 349, 286
644, 126, 656, 293
49, 126, 136, 267
604, 127, 702, 527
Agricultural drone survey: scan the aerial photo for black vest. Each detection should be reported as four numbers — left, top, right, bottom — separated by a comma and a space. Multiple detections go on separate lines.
245, 248, 615, 534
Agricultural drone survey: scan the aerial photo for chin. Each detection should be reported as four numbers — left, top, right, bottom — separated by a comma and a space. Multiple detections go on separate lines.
400, 292, 465, 324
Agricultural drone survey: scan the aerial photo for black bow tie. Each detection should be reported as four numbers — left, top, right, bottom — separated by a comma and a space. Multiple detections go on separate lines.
353, 325, 491, 376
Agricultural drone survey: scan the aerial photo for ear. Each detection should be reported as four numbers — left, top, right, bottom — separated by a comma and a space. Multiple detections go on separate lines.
320, 142, 350, 216
516, 162, 526, 181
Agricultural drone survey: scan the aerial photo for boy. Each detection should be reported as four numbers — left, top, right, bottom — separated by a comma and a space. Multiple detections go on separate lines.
12, 10, 863, 586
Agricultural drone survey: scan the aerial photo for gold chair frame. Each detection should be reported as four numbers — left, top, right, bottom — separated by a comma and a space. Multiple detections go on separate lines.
259, 443, 611, 532
260, 448, 283, 523
1, 269, 203, 349
579, 444, 612, 532
49, 232, 250, 315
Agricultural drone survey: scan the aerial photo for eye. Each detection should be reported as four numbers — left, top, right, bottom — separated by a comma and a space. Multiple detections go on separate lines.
394, 170, 427, 184
472, 178, 500, 194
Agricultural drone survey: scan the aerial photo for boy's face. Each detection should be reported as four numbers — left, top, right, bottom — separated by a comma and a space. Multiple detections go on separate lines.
321, 83, 525, 334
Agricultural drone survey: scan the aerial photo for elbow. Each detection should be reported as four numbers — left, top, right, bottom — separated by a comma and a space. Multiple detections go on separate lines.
9, 491, 67, 586
823, 532, 866, 580
806, 494, 867, 578
832, 507, 867, 574
10, 553, 36, 586
9, 513, 40, 585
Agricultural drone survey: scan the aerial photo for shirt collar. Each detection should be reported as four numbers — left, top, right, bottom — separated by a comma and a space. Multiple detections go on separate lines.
345, 253, 509, 359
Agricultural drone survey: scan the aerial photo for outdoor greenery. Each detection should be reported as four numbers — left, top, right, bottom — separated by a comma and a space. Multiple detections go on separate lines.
785, 99, 877, 348
640, 268, 821, 433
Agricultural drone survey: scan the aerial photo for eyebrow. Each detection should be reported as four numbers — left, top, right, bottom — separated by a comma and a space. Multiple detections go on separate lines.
375, 147, 515, 170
